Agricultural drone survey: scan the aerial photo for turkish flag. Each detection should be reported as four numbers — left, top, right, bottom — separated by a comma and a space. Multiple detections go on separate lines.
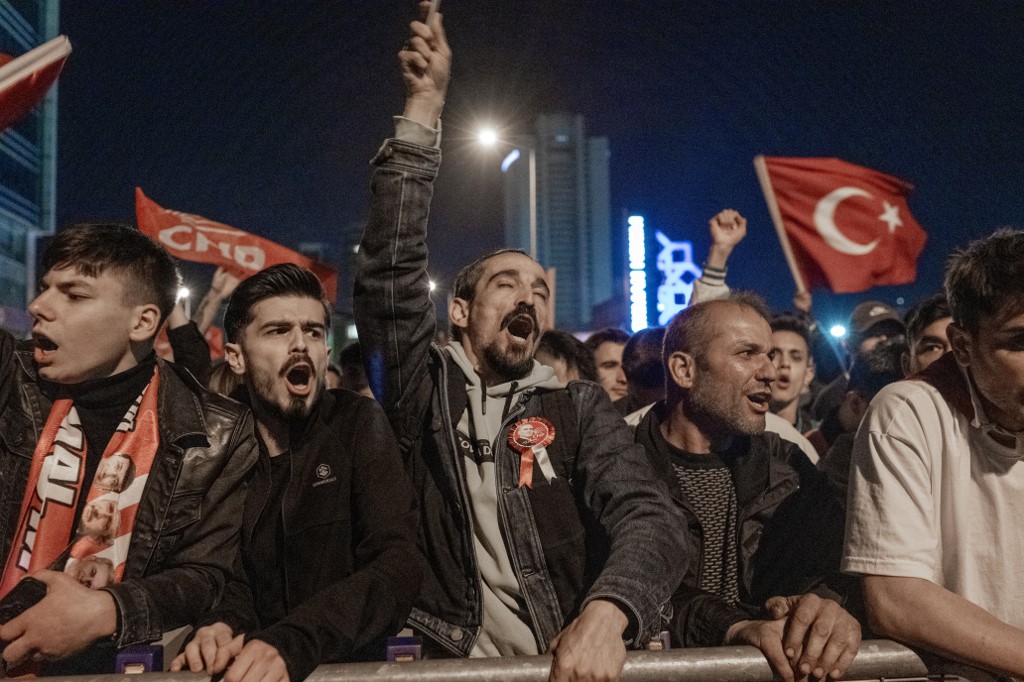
0, 36, 71, 133
755, 156, 927, 293
135, 188, 338, 303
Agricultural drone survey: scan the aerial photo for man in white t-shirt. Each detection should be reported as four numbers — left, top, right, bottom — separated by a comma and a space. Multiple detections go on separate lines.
844, 228, 1024, 677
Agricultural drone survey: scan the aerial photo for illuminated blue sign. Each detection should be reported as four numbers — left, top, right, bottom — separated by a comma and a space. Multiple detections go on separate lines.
627, 216, 648, 332
655, 230, 702, 326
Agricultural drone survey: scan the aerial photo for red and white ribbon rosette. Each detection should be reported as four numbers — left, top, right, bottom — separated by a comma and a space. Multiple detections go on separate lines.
508, 417, 557, 488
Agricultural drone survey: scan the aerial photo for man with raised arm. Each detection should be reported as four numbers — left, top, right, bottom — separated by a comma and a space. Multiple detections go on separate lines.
353, 5, 686, 681
0, 223, 258, 674
845, 228, 1024, 678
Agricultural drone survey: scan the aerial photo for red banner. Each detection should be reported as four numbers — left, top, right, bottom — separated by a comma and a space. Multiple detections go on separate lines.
135, 188, 338, 303
0, 36, 71, 133
757, 156, 927, 293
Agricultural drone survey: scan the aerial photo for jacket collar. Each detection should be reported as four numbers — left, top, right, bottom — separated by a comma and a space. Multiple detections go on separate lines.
15, 349, 209, 448
155, 359, 210, 447
635, 401, 786, 510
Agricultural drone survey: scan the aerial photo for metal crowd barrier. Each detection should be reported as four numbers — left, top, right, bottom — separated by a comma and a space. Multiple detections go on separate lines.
40, 640, 928, 682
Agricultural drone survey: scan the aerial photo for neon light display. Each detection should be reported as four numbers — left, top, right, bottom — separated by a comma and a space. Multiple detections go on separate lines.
627, 216, 648, 332
655, 231, 702, 326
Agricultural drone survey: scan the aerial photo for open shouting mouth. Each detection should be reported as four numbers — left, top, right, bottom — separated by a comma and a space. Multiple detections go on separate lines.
502, 304, 539, 344
33, 332, 58, 363
282, 358, 314, 397
746, 391, 771, 414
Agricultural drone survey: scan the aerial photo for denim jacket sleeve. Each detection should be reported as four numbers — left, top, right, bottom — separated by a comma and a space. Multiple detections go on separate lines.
569, 382, 689, 645
353, 138, 442, 444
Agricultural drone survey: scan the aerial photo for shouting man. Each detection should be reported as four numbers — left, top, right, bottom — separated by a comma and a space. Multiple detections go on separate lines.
0, 223, 257, 673
354, 5, 685, 681
172, 264, 422, 682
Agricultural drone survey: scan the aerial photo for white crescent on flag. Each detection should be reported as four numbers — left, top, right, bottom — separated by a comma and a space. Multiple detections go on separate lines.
812, 186, 878, 256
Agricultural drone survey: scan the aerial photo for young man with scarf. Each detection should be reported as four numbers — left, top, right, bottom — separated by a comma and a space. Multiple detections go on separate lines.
0, 223, 259, 673
170, 264, 422, 682
353, 6, 686, 681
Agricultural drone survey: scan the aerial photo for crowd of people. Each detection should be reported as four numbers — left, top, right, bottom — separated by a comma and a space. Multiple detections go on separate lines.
0, 3, 1022, 682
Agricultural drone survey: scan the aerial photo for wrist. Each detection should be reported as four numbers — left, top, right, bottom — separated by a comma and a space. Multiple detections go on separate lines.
584, 598, 630, 635
402, 95, 444, 130
90, 589, 119, 641
706, 245, 733, 270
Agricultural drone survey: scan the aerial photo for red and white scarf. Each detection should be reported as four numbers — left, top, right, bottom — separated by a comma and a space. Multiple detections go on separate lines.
0, 369, 161, 596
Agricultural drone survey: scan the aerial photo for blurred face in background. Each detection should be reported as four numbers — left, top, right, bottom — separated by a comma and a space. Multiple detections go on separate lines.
594, 341, 628, 401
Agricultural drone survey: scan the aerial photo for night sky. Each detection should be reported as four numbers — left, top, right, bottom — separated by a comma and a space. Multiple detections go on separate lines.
56, 1, 1024, 329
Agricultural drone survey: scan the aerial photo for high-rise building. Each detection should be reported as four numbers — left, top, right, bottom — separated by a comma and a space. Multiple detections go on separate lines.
501, 114, 612, 331
0, 0, 59, 336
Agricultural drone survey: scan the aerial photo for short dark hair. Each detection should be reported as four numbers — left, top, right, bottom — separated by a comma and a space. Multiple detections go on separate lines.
337, 341, 363, 369
537, 330, 597, 381
847, 338, 906, 399
663, 291, 771, 403
904, 293, 952, 345
584, 327, 631, 354
945, 227, 1024, 335
223, 264, 331, 343
769, 314, 812, 354
449, 248, 530, 341
621, 327, 665, 390
44, 223, 181, 326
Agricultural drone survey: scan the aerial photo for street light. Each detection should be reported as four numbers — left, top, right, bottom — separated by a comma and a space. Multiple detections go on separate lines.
476, 127, 537, 261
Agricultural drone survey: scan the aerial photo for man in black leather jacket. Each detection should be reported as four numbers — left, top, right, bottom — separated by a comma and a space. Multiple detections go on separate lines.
638, 292, 861, 682
172, 264, 422, 682
0, 223, 258, 672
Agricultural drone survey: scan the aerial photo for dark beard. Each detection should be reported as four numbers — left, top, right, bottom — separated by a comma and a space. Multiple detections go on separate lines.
483, 340, 534, 382
689, 375, 763, 438
249, 368, 316, 425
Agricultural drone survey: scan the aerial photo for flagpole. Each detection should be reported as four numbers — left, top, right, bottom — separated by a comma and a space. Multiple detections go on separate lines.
753, 155, 807, 293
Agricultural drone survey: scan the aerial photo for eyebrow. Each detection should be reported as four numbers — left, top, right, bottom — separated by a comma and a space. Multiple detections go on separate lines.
485, 269, 551, 295
486, 269, 521, 286
916, 334, 947, 346
259, 320, 327, 331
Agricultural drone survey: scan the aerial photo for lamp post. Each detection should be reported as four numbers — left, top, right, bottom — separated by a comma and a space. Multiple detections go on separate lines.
477, 128, 537, 261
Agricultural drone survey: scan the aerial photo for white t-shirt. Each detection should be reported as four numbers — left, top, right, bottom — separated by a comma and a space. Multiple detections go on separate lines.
843, 364, 1024, 628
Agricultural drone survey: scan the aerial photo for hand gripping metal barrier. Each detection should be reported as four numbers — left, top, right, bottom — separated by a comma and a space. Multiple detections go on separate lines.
37, 640, 928, 682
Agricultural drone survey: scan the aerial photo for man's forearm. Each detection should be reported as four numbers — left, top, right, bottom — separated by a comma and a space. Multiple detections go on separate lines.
865, 575, 1024, 676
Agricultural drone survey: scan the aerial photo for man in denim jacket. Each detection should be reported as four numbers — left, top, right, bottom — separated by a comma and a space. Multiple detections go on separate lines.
353, 6, 686, 681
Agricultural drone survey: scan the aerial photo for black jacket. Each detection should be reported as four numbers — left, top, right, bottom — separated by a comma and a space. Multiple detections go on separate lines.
635, 403, 849, 647
0, 331, 259, 651
199, 389, 423, 681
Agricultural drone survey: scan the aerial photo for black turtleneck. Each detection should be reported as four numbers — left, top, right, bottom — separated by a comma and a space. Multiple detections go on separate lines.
41, 354, 157, 525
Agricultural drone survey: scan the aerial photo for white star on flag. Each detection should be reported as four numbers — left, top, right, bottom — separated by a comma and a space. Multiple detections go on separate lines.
879, 201, 903, 233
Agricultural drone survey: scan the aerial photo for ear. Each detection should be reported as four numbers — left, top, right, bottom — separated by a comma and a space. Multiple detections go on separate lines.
666, 350, 697, 392
449, 297, 470, 336
900, 350, 912, 378
224, 342, 246, 376
128, 304, 162, 343
947, 322, 972, 367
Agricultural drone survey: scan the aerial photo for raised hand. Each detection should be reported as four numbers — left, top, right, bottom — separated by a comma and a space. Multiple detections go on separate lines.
400, 1, 451, 128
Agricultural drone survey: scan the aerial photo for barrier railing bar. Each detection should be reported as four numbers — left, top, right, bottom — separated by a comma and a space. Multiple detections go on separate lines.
39, 640, 927, 682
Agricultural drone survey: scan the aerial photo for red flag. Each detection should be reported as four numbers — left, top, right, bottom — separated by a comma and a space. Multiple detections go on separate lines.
755, 156, 927, 293
0, 36, 71, 133
135, 188, 338, 304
